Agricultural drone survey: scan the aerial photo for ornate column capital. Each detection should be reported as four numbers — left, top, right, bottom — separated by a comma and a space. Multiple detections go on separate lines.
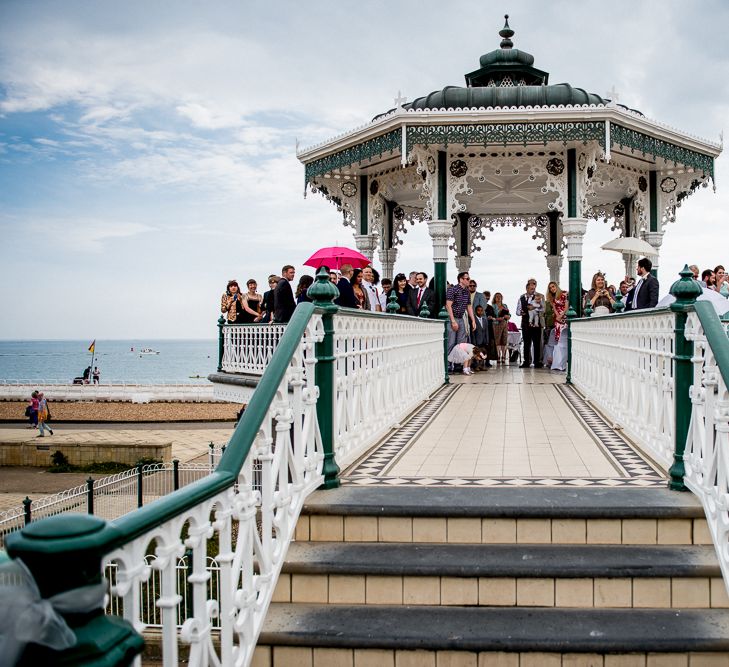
427, 220, 452, 264
643, 231, 664, 251
378, 247, 399, 280
546, 254, 563, 284
454, 255, 472, 274
561, 217, 588, 262
353, 234, 378, 262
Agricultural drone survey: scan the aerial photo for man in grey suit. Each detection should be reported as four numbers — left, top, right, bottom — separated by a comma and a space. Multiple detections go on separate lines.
469, 279, 489, 314
406, 272, 435, 317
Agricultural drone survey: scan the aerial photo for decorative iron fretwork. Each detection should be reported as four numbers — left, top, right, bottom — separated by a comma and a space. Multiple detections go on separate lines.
578, 153, 586, 171
546, 157, 565, 176
341, 181, 357, 197
613, 203, 625, 218
638, 176, 647, 192
587, 165, 595, 179
393, 206, 405, 221
611, 124, 714, 179
450, 159, 468, 177
427, 155, 436, 174
660, 177, 677, 193
370, 180, 379, 195
406, 122, 606, 153
468, 215, 482, 229
305, 129, 401, 182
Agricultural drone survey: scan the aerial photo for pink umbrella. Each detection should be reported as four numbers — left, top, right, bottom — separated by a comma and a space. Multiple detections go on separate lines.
303, 246, 371, 270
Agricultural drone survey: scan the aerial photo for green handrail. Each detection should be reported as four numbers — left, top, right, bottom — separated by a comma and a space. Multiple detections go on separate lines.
5, 302, 317, 573
693, 300, 729, 389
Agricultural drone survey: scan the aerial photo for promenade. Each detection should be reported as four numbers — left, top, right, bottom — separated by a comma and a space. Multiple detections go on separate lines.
0, 422, 232, 511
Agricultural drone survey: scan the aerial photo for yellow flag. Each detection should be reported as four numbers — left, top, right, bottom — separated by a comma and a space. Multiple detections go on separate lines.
88, 340, 95, 354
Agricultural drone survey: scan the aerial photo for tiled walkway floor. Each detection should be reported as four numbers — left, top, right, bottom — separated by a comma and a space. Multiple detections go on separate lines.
344, 367, 664, 487
387, 383, 618, 478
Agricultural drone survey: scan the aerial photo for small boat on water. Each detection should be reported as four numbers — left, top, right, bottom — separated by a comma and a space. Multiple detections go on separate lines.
139, 348, 160, 356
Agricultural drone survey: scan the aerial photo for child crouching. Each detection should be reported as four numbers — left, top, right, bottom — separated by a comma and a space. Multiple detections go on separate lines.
448, 343, 488, 376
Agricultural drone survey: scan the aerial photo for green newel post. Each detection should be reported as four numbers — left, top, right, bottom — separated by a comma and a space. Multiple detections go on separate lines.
613, 293, 626, 313
668, 265, 702, 492
6, 515, 144, 666
309, 267, 341, 489
386, 290, 399, 314
217, 315, 226, 372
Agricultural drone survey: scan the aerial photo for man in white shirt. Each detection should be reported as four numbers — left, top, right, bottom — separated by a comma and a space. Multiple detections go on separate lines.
361, 266, 382, 312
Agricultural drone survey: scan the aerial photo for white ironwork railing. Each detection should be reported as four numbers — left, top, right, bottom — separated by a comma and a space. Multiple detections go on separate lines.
332, 311, 445, 467
220, 324, 287, 374
683, 306, 729, 593
570, 309, 676, 470
104, 312, 325, 666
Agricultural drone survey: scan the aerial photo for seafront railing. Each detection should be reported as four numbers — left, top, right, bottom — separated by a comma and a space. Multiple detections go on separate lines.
570, 267, 729, 599
3, 271, 447, 666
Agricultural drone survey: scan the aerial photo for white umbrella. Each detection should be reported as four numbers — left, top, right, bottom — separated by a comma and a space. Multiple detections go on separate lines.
601, 236, 658, 256
656, 287, 729, 316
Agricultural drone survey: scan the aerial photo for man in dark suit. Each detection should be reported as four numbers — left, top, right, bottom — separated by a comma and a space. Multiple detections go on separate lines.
406, 271, 435, 317
336, 264, 358, 308
626, 257, 659, 310
260, 274, 279, 323
273, 265, 296, 323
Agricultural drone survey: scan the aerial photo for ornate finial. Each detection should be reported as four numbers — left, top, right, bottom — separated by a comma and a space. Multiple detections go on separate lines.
499, 14, 514, 48
308, 267, 339, 312
613, 293, 625, 313
669, 264, 702, 312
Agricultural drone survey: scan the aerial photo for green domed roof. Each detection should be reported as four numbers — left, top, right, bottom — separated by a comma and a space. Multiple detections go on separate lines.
406, 83, 605, 111
398, 16, 610, 113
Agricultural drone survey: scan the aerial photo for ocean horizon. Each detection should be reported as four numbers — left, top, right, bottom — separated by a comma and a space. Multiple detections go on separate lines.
0, 339, 218, 384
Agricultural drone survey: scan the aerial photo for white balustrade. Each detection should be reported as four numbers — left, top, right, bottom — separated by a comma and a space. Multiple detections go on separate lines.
221, 324, 287, 375
105, 314, 324, 666
332, 312, 444, 467
570, 310, 677, 470
683, 310, 729, 594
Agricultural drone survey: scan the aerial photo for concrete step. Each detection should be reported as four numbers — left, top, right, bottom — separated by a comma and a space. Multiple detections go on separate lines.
298, 487, 711, 546
256, 603, 729, 665
274, 542, 728, 609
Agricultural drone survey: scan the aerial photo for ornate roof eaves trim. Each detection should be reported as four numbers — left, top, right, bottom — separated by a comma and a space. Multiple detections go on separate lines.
298, 105, 720, 165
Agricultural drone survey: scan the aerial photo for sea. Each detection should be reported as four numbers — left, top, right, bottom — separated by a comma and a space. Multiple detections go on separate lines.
0, 340, 218, 384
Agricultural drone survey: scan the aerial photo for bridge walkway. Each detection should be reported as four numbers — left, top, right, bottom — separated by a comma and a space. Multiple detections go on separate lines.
342, 367, 664, 489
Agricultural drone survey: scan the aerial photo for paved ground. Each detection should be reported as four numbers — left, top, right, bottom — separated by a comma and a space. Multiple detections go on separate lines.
0, 424, 232, 512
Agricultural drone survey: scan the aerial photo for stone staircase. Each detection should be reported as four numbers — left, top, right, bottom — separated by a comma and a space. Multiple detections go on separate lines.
254, 486, 729, 666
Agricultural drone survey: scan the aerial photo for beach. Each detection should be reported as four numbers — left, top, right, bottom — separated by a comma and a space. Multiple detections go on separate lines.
0, 400, 238, 422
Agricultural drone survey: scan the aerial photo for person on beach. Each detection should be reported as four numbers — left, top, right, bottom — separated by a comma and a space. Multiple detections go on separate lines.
36, 392, 54, 437
92, 367, 100, 384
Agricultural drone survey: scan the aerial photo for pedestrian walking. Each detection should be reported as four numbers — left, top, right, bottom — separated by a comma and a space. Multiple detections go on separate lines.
36, 392, 54, 437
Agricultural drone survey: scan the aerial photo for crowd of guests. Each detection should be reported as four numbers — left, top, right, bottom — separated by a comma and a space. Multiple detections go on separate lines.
220, 256, 727, 377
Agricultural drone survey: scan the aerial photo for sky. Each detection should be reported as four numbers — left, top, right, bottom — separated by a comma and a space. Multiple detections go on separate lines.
1, 0, 727, 339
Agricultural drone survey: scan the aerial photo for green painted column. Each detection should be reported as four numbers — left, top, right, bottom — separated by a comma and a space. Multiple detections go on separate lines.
309, 268, 341, 489
562, 218, 587, 319
668, 265, 702, 491
564, 149, 585, 317
428, 220, 452, 385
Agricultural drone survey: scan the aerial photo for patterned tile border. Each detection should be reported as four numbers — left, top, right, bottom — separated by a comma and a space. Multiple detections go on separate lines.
344, 383, 460, 478
342, 382, 666, 488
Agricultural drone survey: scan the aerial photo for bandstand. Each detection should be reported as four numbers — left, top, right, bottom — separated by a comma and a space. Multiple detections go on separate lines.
297, 16, 721, 316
